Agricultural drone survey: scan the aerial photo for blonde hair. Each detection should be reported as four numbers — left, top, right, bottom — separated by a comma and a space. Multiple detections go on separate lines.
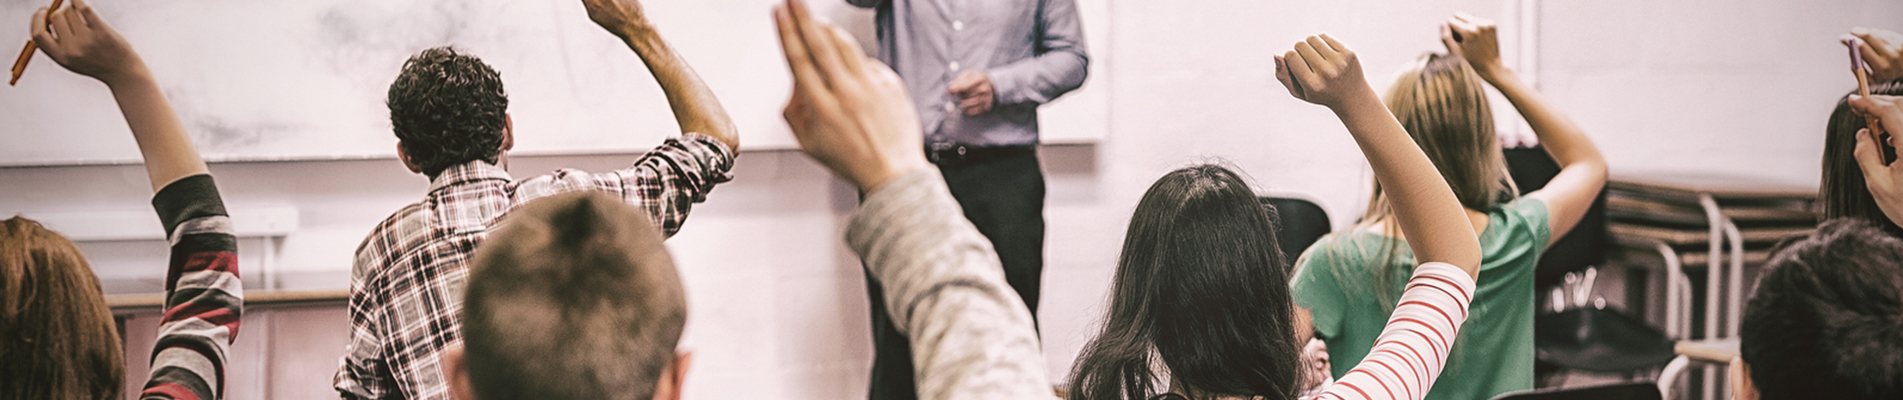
1339, 53, 1517, 307
0, 216, 124, 400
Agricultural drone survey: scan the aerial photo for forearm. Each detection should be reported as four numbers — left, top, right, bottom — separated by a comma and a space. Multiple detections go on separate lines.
104, 66, 208, 192
989, 0, 1088, 106
617, 23, 739, 151
987, 49, 1088, 105
1483, 67, 1604, 171
847, 171, 1051, 399
1332, 91, 1482, 275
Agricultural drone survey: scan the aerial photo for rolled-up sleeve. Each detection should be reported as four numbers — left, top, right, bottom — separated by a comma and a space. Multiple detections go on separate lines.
847, 0, 884, 8
986, 0, 1089, 106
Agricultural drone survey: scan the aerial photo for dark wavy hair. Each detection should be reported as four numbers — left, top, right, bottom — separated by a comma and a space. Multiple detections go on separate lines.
388, 46, 510, 177
1820, 80, 1903, 236
1741, 218, 1903, 400
1067, 164, 1304, 400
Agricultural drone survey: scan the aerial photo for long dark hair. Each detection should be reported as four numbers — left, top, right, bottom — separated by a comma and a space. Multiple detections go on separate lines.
1067, 164, 1304, 400
1820, 80, 1903, 236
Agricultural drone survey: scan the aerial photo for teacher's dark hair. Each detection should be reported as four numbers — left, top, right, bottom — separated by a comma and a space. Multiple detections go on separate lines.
388, 46, 510, 177
1066, 164, 1304, 400
1820, 80, 1903, 236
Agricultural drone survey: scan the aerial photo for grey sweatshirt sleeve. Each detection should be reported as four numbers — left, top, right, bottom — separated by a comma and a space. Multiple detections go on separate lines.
846, 170, 1054, 400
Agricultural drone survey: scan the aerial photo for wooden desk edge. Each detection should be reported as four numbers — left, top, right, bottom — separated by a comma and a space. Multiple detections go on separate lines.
108, 289, 350, 309
1675, 339, 1741, 364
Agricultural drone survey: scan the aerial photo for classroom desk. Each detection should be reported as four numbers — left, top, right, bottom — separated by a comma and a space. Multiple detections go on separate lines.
1675, 339, 1740, 364
106, 289, 349, 311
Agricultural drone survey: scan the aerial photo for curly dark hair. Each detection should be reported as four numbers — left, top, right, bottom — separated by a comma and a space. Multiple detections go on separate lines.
387, 47, 509, 177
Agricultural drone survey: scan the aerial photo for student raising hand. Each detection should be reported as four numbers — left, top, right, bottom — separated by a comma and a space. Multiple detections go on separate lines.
1274, 33, 1482, 275
774, 0, 929, 192
1851, 94, 1903, 228
30, 0, 207, 190
1276, 33, 1481, 400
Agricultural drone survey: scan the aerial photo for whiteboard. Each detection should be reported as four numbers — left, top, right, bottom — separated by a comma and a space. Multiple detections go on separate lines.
0, 0, 1108, 166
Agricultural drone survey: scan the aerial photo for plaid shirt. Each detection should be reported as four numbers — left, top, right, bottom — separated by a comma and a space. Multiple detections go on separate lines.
333, 134, 734, 400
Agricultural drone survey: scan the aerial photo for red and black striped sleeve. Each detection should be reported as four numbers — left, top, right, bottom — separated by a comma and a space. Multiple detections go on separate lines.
141, 174, 242, 400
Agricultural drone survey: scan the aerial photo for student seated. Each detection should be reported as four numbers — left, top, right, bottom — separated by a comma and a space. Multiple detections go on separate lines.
1826, 81, 1903, 234
1288, 14, 1607, 400
332, 0, 741, 397
1731, 218, 1903, 400
2, 1, 240, 399
436, 1, 1055, 398
444, 192, 690, 400
1065, 32, 1484, 400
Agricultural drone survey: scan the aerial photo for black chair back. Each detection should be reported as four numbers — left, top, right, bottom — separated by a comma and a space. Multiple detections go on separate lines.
1260, 196, 1332, 270
1504, 145, 1610, 288
1487, 382, 1662, 400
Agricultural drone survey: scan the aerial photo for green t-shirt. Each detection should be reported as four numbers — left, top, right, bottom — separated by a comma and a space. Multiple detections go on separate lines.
1291, 198, 1549, 400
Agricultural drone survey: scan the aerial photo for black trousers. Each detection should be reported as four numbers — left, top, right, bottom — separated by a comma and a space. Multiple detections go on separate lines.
864, 146, 1046, 400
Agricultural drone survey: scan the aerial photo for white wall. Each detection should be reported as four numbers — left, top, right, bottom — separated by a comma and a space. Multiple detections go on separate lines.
3, 0, 1898, 398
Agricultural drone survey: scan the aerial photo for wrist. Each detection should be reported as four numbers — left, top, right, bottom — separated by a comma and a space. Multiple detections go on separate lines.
99, 62, 155, 89
615, 20, 658, 41
857, 160, 929, 193
1325, 85, 1383, 114
1475, 63, 1513, 83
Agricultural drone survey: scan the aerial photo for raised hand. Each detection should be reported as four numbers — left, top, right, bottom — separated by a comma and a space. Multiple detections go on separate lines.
775, 0, 928, 191
1849, 27, 1903, 83
1273, 33, 1375, 109
1852, 95, 1903, 227
581, 0, 651, 37
1441, 12, 1503, 78
29, 0, 144, 85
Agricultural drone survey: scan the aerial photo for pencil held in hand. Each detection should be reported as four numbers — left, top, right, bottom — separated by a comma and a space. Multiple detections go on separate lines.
9, 0, 65, 86
1848, 36, 1873, 97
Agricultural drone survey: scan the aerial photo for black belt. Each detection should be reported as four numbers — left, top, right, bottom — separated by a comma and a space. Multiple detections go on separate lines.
926, 143, 1033, 165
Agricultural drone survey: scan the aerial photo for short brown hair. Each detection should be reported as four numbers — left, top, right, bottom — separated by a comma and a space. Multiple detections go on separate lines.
1742, 218, 1903, 400
462, 193, 686, 400
0, 216, 124, 400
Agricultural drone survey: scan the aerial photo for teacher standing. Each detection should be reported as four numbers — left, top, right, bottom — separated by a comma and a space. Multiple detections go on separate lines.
842, 0, 1089, 398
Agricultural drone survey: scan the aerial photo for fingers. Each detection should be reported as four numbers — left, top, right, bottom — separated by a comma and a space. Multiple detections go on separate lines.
1319, 33, 1349, 55
826, 25, 866, 75
947, 72, 977, 94
48, 8, 75, 44
786, 0, 851, 90
30, 8, 58, 54
773, 5, 840, 124
959, 96, 988, 116
773, 6, 823, 96
71, 0, 95, 28
1440, 23, 1462, 54
1278, 48, 1324, 91
1305, 35, 1335, 60
1293, 39, 1325, 70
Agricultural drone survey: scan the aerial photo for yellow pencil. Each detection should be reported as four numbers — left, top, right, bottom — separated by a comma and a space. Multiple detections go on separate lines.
9, 0, 67, 86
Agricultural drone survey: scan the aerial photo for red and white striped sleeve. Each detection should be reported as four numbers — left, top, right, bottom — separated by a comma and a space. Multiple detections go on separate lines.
1309, 262, 1476, 400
